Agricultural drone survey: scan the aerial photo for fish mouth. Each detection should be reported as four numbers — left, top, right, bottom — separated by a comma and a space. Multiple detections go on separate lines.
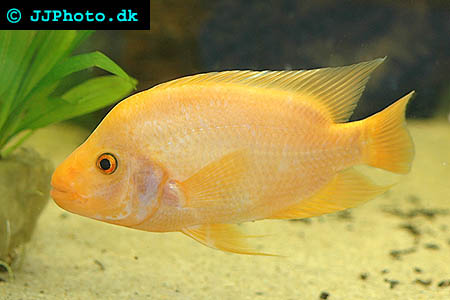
51, 187, 76, 201
50, 185, 87, 207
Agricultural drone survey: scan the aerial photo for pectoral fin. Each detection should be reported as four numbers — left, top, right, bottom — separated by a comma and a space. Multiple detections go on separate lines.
270, 168, 391, 219
181, 224, 276, 256
180, 150, 247, 208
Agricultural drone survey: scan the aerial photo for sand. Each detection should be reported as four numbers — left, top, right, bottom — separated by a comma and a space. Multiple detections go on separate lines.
0, 120, 449, 300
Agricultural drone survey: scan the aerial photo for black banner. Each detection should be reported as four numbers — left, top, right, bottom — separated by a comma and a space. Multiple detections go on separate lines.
0, 2, 150, 30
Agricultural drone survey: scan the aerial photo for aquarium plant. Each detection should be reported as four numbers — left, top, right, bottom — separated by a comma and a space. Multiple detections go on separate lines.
0, 30, 137, 276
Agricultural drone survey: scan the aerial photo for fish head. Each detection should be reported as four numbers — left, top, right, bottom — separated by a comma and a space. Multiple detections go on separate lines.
51, 113, 165, 227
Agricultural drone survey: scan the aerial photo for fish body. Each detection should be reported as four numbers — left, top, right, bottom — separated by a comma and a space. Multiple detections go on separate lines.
51, 58, 414, 254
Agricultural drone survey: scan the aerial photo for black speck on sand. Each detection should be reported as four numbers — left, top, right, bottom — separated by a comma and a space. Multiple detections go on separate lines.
1, 120, 449, 299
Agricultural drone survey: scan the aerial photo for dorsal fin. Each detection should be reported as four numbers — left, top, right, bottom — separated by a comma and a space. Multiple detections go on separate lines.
155, 58, 386, 123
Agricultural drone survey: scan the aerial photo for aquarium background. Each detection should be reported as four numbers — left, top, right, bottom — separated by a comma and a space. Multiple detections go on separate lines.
75, 0, 450, 130
1, 1, 449, 299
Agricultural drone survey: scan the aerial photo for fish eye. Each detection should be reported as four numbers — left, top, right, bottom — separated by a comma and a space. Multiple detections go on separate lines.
96, 153, 117, 175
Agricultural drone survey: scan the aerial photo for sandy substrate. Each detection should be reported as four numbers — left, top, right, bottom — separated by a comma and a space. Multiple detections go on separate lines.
0, 120, 449, 300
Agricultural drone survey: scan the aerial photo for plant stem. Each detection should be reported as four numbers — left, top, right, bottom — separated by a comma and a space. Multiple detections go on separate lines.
0, 130, 34, 158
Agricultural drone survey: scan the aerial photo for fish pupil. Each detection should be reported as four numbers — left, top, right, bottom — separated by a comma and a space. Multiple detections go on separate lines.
100, 158, 111, 170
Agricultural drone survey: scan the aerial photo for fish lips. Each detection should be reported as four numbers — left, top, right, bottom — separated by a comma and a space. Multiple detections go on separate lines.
50, 185, 88, 212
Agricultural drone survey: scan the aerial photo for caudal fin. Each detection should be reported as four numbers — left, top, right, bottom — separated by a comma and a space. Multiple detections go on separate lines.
363, 91, 415, 174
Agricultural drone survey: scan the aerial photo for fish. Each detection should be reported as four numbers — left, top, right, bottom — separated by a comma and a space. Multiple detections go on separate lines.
51, 58, 415, 255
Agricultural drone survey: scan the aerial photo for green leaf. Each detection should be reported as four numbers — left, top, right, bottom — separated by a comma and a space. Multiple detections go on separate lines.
0, 31, 36, 98
0, 31, 37, 131
14, 31, 79, 103
0, 130, 34, 158
0, 30, 137, 156
67, 30, 95, 53
33, 51, 133, 95
5, 50, 135, 138
20, 31, 96, 100
20, 75, 136, 130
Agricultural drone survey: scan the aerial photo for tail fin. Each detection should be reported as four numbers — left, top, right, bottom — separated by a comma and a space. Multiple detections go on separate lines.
363, 91, 415, 174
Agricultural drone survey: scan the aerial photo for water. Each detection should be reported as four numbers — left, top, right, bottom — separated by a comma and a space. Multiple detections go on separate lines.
1, 1, 449, 299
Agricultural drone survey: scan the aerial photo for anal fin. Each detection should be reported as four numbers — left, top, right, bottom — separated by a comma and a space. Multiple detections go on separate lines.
270, 168, 391, 219
181, 224, 277, 256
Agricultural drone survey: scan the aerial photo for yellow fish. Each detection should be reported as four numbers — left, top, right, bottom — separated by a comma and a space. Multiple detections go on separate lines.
51, 58, 414, 255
